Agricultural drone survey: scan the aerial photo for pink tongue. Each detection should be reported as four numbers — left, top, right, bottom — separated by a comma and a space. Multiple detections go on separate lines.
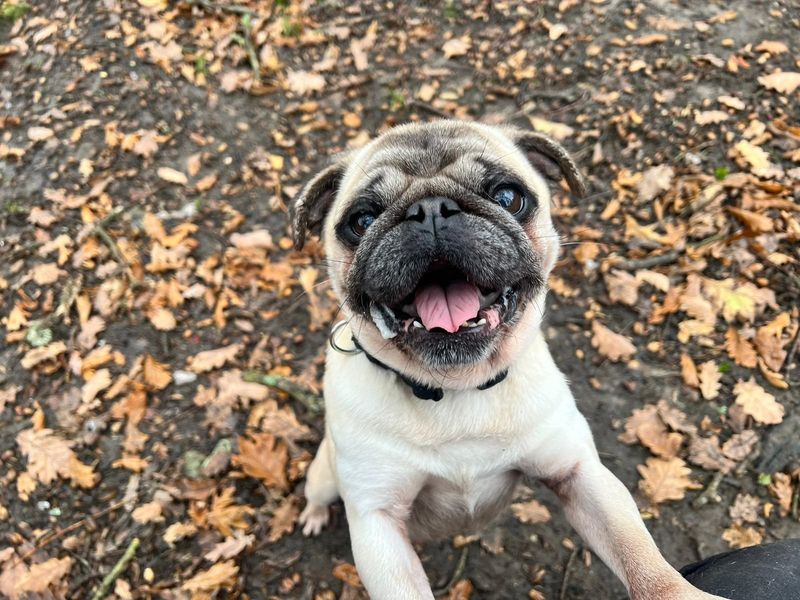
414, 281, 481, 333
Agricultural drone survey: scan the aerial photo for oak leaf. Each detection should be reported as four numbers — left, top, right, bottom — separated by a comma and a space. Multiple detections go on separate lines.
181, 560, 239, 592
687, 435, 734, 473
725, 328, 758, 368
590, 321, 636, 362
768, 472, 793, 517
758, 71, 800, 94
637, 457, 695, 505
233, 433, 288, 491
163, 522, 198, 546
143, 354, 172, 390
442, 37, 471, 59
14, 557, 73, 595
149, 307, 176, 331
604, 270, 639, 306
204, 530, 255, 561
16, 428, 74, 485
729, 493, 760, 524
157, 167, 188, 186
332, 563, 362, 588
21, 341, 67, 369
680, 353, 700, 389
207, 487, 254, 537
187, 344, 242, 373
733, 378, 784, 424
285, 70, 325, 95
132, 501, 164, 524
721, 430, 758, 461
722, 524, 763, 549
268, 496, 299, 542
698, 361, 722, 400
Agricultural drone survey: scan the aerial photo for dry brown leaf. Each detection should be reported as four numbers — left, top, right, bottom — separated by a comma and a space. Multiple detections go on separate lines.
727, 206, 773, 233
758, 71, 800, 94
132, 501, 165, 524
16, 428, 74, 485
729, 493, 760, 524
233, 433, 288, 491
442, 37, 471, 59
230, 229, 273, 249
698, 361, 721, 400
163, 521, 198, 546
590, 321, 636, 362
511, 499, 551, 524
695, 110, 729, 125
27, 126, 55, 142
112, 455, 149, 472
77, 316, 106, 350
722, 524, 763, 549
157, 167, 188, 185
204, 530, 254, 562
332, 563, 362, 588
448, 579, 474, 600
207, 487, 254, 537
143, 355, 172, 390
637, 422, 683, 459
722, 430, 759, 461
0, 385, 20, 412
733, 378, 784, 424
725, 328, 758, 368
187, 344, 242, 373
285, 70, 325, 95
149, 307, 177, 331
755, 40, 788, 54
13, 557, 73, 595
21, 341, 67, 369
768, 472, 793, 516
529, 117, 574, 141
32, 263, 64, 285
638, 165, 674, 203
268, 495, 299, 542
181, 560, 239, 592
734, 140, 770, 171
253, 399, 314, 447
605, 270, 639, 306
718, 95, 745, 110
81, 368, 112, 404
637, 457, 695, 505
680, 353, 700, 388
687, 435, 734, 473
619, 404, 661, 444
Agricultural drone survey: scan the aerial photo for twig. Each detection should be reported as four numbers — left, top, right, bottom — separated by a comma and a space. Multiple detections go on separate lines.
791, 478, 799, 521
783, 324, 800, 376
232, 13, 260, 83
187, 0, 262, 17
15, 500, 127, 564
242, 371, 323, 414
559, 547, 578, 600
615, 250, 681, 271
409, 100, 452, 119
89, 537, 140, 600
692, 471, 724, 509
433, 545, 469, 596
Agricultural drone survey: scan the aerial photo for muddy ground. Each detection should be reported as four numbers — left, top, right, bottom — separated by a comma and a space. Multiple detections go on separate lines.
1, 0, 799, 598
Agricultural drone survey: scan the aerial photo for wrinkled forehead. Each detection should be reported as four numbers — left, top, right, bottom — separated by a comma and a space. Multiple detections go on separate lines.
331, 122, 548, 221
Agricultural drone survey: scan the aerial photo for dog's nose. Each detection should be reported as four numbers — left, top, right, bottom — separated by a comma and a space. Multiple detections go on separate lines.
405, 197, 461, 234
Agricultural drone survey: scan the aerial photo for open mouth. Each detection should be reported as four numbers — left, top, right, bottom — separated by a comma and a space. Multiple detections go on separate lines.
369, 264, 519, 337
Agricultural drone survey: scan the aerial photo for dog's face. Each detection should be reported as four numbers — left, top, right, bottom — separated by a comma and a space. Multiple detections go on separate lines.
292, 121, 586, 383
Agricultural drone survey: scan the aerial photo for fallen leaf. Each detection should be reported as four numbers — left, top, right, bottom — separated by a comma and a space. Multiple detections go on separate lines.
32, 263, 63, 285
688, 435, 734, 473
233, 433, 288, 491
149, 307, 177, 331
157, 167, 188, 186
604, 270, 639, 305
207, 487, 254, 537
729, 493, 760, 524
0, 385, 20, 412
718, 95, 745, 110
695, 110, 729, 125
16, 428, 74, 484
722, 524, 763, 549
721, 430, 759, 461
734, 378, 783, 424
698, 361, 721, 400
755, 40, 788, 54
204, 530, 254, 561
143, 355, 172, 390
181, 560, 239, 592
27, 126, 54, 142
548, 23, 568, 40
727, 206, 773, 233
638, 165, 674, 202
187, 344, 242, 373
511, 499, 552, 524
638, 457, 695, 505
230, 230, 273, 249
768, 472, 793, 516
13, 557, 73, 595
680, 353, 700, 388
132, 501, 165, 524
442, 37, 471, 58
591, 321, 636, 362
529, 117, 574, 140
268, 496, 299, 542
163, 521, 198, 546
734, 140, 770, 172
448, 579, 474, 600
81, 368, 112, 404
725, 328, 758, 368
285, 70, 326, 95
758, 71, 800, 94
332, 563, 362, 588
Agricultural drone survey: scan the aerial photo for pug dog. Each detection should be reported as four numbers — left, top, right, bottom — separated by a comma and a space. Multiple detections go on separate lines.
290, 120, 726, 600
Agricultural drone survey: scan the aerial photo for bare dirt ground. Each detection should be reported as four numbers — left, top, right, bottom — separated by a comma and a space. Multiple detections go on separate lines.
1, 0, 799, 598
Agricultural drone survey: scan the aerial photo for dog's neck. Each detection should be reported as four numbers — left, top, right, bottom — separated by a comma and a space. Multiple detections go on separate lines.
349, 335, 508, 401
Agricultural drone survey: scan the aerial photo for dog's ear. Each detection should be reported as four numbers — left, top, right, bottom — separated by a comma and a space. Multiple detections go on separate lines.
512, 131, 588, 199
290, 160, 347, 250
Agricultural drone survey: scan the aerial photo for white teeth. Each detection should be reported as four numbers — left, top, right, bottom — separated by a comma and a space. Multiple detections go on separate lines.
412, 320, 423, 328
477, 318, 487, 326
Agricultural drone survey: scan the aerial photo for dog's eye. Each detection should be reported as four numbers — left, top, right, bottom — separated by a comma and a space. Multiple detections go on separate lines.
349, 211, 376, 237
492, 186, 525, 215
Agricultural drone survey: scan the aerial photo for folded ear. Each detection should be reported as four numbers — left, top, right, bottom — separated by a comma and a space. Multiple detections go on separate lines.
513, 130, 588, 199
290, 161, 347, 250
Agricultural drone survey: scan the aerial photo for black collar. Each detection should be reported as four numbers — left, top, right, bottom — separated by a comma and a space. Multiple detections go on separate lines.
351, 336, 508, 401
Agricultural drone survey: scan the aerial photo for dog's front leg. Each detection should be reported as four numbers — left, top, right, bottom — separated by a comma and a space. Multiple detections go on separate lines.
345, 506, 434, 600
529, 412, 727, 600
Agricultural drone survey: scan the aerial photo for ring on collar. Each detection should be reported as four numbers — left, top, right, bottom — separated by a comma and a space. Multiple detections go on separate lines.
329, 320, 362, 355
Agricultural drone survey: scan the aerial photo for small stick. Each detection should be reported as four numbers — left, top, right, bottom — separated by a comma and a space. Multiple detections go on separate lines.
791, 478, 799, 521
89, 537, 140, 600
559, 547, 578, 600
615, 250, 681, 271
242, 371, 323, 414
692, 471, 724, 509
187, 0, 262, 17
433, 545, 469, 596
409, 100, 451, 119
14, 500, 127, 565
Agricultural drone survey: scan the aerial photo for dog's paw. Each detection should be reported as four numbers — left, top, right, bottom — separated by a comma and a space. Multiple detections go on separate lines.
299, 503, 330, 536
